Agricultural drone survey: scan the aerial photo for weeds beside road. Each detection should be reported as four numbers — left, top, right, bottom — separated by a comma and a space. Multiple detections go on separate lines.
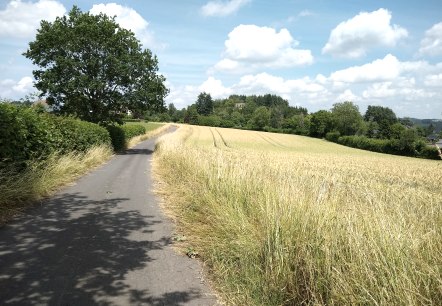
0, 122, 167, 225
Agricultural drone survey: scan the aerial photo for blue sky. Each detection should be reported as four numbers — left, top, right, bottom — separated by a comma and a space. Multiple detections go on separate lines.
1, 0, 442, 118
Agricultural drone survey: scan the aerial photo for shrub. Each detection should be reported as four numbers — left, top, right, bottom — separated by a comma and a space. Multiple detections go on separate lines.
107, 124, 146, 151
325, 131, 340, 142
0, 103, 53, 163
52, 116, 111, 153
0, 103, 110, 165
418, 146, 441, 160
335, 135, 440, 160
198, 115, 221, 127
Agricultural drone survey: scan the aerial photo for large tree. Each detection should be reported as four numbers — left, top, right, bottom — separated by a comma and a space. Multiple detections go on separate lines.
24, 6, 168, 125
364, 105, 398, 138
195, 92, 213, 116
309, 110, 333, 138
248, 106, 270, 130
331, 101, 363, 136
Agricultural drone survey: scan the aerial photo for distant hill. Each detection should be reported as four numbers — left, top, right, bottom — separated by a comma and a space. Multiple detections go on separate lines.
403, 118, 442, 133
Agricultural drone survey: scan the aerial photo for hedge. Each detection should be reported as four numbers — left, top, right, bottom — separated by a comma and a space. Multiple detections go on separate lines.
325, 131, 340, 143
0, 103, 111, 165
333, 135, 440, 160
106, 124, 146, 152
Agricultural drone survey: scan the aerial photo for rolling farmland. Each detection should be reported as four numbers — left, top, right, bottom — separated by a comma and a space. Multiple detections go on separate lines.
154, 125, 442, 305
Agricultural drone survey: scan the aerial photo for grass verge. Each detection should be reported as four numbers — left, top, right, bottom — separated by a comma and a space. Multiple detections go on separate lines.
0, 122, 169, 225
0, 145, 113, 225
127, 123, 171, 148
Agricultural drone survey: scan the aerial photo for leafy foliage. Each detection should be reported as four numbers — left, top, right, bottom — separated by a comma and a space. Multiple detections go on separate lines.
24, 6, 168, 125
195, 92, 213, 116
309, 110, 333, 137
364, 105, 398, 138
336, 134, 439, 158
325, 131, 341, 142
107, 124, 146, 152
331, 101, 364, 136
0, 103, 110, 165
249, 106, 270, 130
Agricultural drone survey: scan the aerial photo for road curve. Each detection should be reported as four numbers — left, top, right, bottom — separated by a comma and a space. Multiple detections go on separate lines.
0, 127, 219, 305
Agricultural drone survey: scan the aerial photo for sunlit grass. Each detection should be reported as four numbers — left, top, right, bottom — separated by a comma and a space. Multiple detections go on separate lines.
0, 122, 168, 224
0, 145, 113, 224
125, 121, 165, 132
154, 124, 442, 305
126, 122, 170, 148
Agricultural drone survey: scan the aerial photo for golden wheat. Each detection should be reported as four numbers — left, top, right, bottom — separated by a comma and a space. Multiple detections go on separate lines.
154, 124, 442, 305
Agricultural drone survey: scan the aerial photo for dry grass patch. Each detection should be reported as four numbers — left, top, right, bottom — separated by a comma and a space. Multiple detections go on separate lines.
154, 124, 442, 305
0, 145, 113, 224
127, 123, 171, 148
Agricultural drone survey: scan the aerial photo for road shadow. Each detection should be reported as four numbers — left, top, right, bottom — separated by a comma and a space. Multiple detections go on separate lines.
122, 148, 154, 155
0, 192, 204, 305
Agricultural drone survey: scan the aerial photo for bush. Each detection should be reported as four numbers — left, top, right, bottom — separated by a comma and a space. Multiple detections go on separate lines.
107, 124, 146, 152
325, 131, 340, 142
0, 103, 53, 163
0, 103, 110, 165
335, 135, 441, 160
418, 146, 441, 160
198, 115, 221, 127
52, 116, 111, 153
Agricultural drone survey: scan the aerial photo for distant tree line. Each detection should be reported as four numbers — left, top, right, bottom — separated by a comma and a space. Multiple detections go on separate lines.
142, 92, 441, 159
5, 89, 440, 159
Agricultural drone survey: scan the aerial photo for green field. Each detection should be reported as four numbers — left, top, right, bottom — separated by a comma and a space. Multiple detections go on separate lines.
154, 124, 442, 305
125, 121, 165, 132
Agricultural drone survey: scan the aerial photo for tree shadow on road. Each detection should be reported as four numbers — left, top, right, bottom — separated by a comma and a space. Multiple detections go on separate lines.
122, 148, 154, 155
0, 192, 206, 305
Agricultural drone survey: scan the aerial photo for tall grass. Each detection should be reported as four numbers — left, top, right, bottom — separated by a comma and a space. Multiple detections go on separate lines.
154, 125, 442, 305
0, 145, 112, 224
126, 123, 170, 148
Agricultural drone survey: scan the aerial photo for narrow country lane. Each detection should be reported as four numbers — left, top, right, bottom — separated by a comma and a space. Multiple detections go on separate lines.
0, 128, 219, 306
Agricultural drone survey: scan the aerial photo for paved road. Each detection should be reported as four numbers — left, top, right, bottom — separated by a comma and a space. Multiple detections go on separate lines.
0, 128, 219, 305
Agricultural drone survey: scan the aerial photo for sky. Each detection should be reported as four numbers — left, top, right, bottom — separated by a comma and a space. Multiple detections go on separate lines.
1, 0, 442, 119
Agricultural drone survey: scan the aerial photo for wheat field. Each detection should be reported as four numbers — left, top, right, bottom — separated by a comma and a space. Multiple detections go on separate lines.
154, 124, 442, 305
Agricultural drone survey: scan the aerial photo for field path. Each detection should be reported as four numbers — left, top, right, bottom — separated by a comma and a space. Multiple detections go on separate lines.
0, 127, 218, 305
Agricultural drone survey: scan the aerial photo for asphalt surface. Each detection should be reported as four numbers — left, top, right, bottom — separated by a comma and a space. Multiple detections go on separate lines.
0, 128, 219, 306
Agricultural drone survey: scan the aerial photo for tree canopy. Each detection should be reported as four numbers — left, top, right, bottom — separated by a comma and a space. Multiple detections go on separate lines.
195, 92, 213, 116
331, 101, 364, 136
364, 105, 398, 138
24, 6, 168, 125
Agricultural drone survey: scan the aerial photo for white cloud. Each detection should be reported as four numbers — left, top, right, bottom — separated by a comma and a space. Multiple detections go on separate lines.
166, 84, 199, 109
362, 82, 396, 99
336, 89, 359, 102
201, 0, 250, 17
330, 54, 401, 83
298, 10, 313, 18
168, 56, 442, 118
424, 73, 442, 87
235, 73, 324, 95
0, 76, 34, 99
419, 22, 442, 56
0, 0, 66, 38
199, 77, 232, 98
213, 59, 241, 71
213, 24, 313, 73
322, 8, 407, 58
12, 76, 34, 93
90, 3, 158, 48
